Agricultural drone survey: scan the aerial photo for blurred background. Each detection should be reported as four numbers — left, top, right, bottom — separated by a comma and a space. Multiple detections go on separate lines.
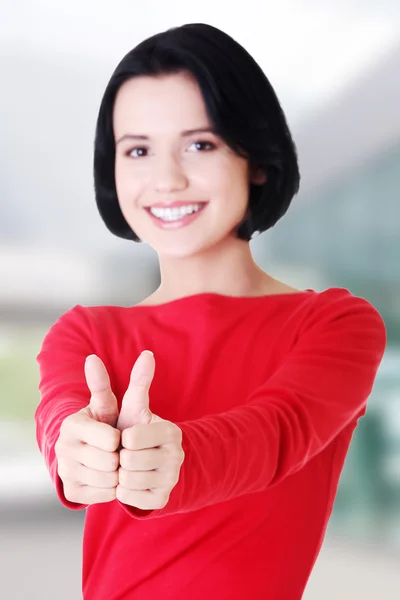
1, 1, 399, 598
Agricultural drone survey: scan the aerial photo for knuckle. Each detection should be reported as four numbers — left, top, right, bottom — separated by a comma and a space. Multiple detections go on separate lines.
119, 448, 128, 469
143, 471, 154, 487
102, 489, 116, 504
102, 432, 118, 453
121, 428, 129, 449
56, 460, 63, 479
175, 424, 183, 442
101, 470, 118, 488
57, 460, 66, 480
136, 494, 152, 510
116, 485, 129, 505
122, 428, 135, 450
145, 455, 155, 470
168, 422, 179, 440
111, 471, 119, 487
118, 468, 128, 488
59, 460, 77, 482
89, 467, 104, 488
99, 448, 119, 472
133, 471, 146, 487
55, 438, 75, 461
64, 482, 79, 503
166, 472, 178, 487
64, 412, 78, 429
157, 492, 170, 508
57, 458, 66, 477
109, 451, 120, 471
109, 429, 121, 452
60, 412, 81, 438
132, 490, 169, 511
167, 448, 184, 467
173, 448, 184, 464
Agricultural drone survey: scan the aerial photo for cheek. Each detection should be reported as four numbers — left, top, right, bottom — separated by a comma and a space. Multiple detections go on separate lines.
115, 160, 143, 206
114, 160, 127, 197
209, 159, 249, 205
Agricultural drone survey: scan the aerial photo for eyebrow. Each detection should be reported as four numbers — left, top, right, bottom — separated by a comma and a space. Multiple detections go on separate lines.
115, 128, 216, 144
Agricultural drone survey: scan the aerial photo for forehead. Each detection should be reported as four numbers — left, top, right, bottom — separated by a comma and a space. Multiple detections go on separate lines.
112, 72, 210, 135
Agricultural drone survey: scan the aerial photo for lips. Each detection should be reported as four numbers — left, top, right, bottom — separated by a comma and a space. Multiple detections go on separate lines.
145, 201, 207, 229
145, 201, 208, 209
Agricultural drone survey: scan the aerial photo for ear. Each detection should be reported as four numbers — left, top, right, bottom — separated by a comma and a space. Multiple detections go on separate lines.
249, 165, 267, 186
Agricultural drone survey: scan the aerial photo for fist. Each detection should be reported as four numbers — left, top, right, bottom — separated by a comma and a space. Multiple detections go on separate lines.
55, 354, 121, 505
116, 351, 185, 510
55, 351, 185, 510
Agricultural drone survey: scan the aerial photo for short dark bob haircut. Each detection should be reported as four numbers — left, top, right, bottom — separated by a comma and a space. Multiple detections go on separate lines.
93, 23, 300, 243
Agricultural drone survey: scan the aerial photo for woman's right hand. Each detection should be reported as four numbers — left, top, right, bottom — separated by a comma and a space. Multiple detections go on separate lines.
54, 355, 121, 505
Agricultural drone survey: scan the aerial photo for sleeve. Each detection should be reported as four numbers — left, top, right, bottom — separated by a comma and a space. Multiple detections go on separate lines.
119, 293, 387, 520
35, 305, 95, 511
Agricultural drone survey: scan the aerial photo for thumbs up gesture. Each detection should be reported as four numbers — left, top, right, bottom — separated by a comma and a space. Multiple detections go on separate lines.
55, 351, 184, 509
54, 354, 121, 506
115, 350, 185, 510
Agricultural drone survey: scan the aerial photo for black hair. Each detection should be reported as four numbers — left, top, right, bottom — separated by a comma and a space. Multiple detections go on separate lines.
93, 23, 300, 242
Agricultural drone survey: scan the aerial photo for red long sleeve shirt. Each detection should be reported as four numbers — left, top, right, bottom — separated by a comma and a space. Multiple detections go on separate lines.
35, 287, 387, 599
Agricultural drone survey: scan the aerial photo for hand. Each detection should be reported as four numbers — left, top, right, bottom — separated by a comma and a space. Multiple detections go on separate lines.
55, 354, 121, 505
116, 351, 185, 510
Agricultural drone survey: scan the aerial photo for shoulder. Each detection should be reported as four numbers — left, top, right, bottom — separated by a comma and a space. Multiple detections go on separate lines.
307, 286, 385, 321
296, 286, 387, 357
53, 303, 128, 323
41, 304, 131, 345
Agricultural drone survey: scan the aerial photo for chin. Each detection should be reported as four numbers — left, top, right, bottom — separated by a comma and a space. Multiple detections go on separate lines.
154, 244, 204, 259
150, 237, 218, 259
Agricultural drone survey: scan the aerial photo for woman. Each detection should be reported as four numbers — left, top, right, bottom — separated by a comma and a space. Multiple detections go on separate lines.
35, 23, 387, 599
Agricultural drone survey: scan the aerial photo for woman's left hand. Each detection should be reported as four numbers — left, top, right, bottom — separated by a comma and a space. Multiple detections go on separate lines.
116, 351, 185, 510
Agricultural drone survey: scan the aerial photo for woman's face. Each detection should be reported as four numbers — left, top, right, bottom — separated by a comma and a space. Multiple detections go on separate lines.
113, 71, 264, 258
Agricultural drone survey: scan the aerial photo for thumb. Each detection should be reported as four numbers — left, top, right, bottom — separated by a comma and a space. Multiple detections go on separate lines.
116, 350, 156, 431
84, 354, 119, 427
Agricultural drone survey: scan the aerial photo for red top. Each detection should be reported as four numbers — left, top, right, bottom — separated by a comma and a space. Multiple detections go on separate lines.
35, 287, 387, 599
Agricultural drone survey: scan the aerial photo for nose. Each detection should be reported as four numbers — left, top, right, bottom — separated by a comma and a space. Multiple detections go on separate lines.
153, 154, 188, 193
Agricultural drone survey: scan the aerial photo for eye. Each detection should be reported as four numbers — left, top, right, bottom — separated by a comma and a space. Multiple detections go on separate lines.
188, 140, 216, 152
127, 147, 148, 158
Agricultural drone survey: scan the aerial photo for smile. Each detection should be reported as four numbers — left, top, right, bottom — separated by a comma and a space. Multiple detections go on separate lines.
145, 203, 208, 229
149, 204, 204, 221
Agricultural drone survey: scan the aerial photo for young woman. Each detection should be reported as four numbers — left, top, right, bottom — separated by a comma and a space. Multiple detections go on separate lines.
35, 23, 387, 599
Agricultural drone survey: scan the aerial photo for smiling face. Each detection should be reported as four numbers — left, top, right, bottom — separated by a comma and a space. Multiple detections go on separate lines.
113, 71, 264, 258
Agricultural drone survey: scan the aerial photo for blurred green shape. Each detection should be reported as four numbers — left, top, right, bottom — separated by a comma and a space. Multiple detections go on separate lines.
0, 327, 44, 422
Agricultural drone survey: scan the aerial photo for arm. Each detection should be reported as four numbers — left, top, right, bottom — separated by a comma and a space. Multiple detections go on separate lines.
35, 305, 94, 510
119, 294, 387, 520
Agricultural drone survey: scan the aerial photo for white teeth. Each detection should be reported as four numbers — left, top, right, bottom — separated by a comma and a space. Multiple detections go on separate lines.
149, 204, 203, 221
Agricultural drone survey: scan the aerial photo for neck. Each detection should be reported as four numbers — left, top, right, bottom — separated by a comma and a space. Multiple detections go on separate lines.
150, 235, 275, 304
